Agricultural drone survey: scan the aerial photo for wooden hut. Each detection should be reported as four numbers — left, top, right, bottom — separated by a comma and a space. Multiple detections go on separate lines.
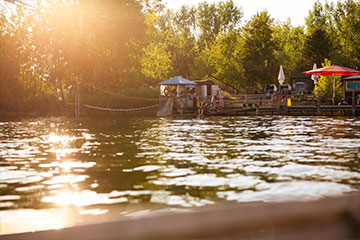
343, 75, 360, 105
157, 76, 197, 117
194, 80, 217, 99
289, 72, 313, 94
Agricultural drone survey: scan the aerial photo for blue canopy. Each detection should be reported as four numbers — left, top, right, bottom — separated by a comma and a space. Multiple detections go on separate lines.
159, 76, 197, 85
344, 75, 360, 80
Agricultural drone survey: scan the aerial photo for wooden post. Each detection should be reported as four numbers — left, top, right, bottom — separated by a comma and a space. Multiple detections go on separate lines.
278, 94, 281, 110
317, 96, 320, 115
352, 90, 355, 116
259, 95, 261, 107
77, 94, 80, 117
74, 94, 77, 118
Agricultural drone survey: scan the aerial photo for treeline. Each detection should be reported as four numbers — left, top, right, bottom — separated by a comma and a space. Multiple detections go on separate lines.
0, 0, 359, 115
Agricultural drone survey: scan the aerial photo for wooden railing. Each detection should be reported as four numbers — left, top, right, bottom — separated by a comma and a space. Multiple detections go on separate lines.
224, 93, 360, 108
163, 93, 360, 116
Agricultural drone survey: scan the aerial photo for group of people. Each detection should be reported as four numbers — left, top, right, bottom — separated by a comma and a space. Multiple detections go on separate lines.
210, 88, 225, 112
164, 85, 225, 115
195, 87, 224, 115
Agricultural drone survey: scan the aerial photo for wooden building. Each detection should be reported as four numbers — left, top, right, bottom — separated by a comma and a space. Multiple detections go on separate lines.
289, 72, 313, 94
343, 75, 360, 105
194, 80, 217, 98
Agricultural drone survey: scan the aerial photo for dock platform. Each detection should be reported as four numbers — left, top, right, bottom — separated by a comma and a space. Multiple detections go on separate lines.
207, 105, 360, 116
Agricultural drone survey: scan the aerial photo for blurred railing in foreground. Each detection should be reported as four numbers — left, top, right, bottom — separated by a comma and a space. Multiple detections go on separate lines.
1, 194, 359, 240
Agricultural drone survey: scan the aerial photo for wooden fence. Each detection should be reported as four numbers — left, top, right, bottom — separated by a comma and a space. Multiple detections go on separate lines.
210, 93, 360, 116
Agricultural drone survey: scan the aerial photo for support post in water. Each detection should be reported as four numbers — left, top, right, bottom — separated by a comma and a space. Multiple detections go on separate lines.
75, 94, 80, 118
75, 94, 77, 118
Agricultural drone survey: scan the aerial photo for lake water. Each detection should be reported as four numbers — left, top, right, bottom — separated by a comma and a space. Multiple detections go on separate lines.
1, 116, 360, 234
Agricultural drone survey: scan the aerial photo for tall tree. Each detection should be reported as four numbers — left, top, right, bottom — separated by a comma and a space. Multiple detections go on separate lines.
272, 21, 306, 73
197, 0, 242, 49
305, 0, 329, 34
301, 28, 332, 70
0, 4, 54, 113
140, 12, 173, 83
141, 0, 165, 14
241, 11, 277, 89
301, 0, 334, 70
332, 0, 360, 68
205, 30, 244, 88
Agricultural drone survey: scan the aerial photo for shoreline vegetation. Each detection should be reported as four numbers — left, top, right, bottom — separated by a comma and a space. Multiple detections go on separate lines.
1, 0, 360, 117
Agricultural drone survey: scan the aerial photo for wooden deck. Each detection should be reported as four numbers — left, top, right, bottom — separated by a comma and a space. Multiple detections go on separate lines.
207, 105, 360, 116
1, 194, 359, 240
158, 94, 360, 117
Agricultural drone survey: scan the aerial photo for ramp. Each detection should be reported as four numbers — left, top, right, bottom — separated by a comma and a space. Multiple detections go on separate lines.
156, 98, 174, 117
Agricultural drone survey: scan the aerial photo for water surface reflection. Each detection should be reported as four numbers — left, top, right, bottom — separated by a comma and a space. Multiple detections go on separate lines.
0, 116, 359, 234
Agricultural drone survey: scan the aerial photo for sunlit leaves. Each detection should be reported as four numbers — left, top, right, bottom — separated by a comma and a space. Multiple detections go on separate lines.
141, 42, 172, 82
204, 30, 244, 87
1, 0, 360, 114
197, 0, 242, 49
241, 11, 277, 88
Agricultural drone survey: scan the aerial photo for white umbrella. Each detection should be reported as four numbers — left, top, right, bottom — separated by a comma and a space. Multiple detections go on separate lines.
311, 63, 319, 85
278, 65, 285, 85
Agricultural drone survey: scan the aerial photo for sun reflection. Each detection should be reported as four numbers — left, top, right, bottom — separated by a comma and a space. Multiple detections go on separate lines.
0, 208, 67, 234
47, 132, 79, 161
48, 132, 76, 148
42, 189, 128, 207
44, 190, 80, 206
59, 161, 96, 173
41, 131, 103, 209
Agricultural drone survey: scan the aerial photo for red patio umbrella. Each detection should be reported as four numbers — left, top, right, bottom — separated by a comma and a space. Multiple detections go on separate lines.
304, 65, 360, 76
304, 65, 360, 104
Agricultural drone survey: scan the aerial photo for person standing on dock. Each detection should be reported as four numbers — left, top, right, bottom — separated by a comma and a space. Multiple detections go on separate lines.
211, 92, 218, 111
178, 87, 187, 109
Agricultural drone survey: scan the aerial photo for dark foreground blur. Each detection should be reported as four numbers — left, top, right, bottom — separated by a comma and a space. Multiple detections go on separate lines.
1, 193, 359, 240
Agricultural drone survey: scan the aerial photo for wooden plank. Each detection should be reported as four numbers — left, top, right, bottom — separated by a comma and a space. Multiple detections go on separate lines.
1, 194, 359, 240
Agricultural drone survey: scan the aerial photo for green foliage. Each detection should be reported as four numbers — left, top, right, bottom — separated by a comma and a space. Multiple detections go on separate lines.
141, 42, 172, 83
272, 21, 305, 73
331, 0, 360, 68
303, 0, 360, 69
241, 11, 277, 88
305, 1, 329, 33
197, 0, 242, 49
205, 30, 244, 87
141, 0, 165, 14
1, 0, 360, 116
313, 59, 343, 98
301, 28, 332, 70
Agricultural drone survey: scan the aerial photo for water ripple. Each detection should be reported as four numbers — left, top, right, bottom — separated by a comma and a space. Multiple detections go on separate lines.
0, 116, 359, 234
